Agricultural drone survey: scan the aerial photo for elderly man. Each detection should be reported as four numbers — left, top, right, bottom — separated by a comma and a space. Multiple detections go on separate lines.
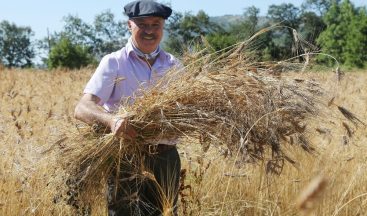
74, 1, 181, 215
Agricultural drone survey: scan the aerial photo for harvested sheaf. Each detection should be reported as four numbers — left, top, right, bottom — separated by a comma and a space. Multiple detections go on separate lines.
57, 29, 364, 209
64, 57, 317, 181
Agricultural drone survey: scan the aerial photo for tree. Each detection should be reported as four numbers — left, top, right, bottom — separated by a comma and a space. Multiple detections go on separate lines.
242, 6, 260, 35
298, 11, 326, 46
316, 0, 362, 66
42, 10, 128, 67
205, 6, 262, 54
228, 6, 261, 41
47, 36, 94, 69
338, 0, 357, 66
164, 10, 223, 54
60, 11, 128, 59
93, 11, 127, 59
205, 33, 237, 51
163, 12, 183, 54
344, 7, 367, 67
316, 1, 343, 65
0, 20, 35, 68
302, 0, 338, 15
268, 3, 301, 29
266, 3, 302, 59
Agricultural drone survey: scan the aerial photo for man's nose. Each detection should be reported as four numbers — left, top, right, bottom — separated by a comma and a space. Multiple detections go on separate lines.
143, 25, 155, 34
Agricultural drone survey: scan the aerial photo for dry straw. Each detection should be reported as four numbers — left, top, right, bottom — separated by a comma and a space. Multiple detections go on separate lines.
56, 26, 364, 211
296, 175, 328, 215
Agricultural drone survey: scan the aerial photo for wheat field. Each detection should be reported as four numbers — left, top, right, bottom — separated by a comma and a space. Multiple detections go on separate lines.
0, 67, 366, 215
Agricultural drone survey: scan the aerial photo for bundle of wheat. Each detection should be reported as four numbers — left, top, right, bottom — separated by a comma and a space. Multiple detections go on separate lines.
62, 49, 325, 185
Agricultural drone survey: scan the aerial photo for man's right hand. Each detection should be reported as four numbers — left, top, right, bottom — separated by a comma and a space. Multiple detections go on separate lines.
75, 93, 137, 140
111, 114, 137, 140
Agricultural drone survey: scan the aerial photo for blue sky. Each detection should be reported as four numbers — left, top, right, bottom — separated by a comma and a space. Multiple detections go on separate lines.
0, 0, 366, 40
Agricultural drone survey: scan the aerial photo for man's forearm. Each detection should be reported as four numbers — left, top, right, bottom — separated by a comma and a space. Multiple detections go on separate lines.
74, 94, 136, 138
74, 100, 114, 129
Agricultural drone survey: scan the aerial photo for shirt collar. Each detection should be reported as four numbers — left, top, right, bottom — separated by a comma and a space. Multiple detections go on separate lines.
126, 37, 161, 61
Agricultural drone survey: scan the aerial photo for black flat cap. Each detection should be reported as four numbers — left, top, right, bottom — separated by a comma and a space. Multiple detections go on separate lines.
124, 0, 172, 19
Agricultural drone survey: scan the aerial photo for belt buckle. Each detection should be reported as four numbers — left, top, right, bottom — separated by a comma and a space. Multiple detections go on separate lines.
148, 144, 159, 154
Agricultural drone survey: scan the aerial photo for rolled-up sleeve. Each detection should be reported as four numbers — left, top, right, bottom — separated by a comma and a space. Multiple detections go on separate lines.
84, 55, 118, 105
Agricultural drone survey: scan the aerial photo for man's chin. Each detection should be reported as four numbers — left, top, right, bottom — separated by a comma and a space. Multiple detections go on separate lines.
140, 43, 159, 53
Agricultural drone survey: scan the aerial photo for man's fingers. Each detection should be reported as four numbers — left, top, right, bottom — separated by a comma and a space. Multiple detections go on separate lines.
112, 117, 137, 140
126, 126, 137, 138
123, 124, 137, 140
113, 118, 125, 134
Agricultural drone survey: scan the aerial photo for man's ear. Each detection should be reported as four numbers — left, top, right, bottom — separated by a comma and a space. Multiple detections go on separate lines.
127, 20, 132, 32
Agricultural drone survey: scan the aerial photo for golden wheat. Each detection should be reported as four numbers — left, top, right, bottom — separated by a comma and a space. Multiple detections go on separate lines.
0, 59, 366, 215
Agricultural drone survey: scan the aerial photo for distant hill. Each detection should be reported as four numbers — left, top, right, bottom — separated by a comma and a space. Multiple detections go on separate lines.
210, 15, 244, 30
210, 15, 268, 30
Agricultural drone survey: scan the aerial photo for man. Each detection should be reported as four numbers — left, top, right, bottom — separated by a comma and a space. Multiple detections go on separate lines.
74, 1, 181, 215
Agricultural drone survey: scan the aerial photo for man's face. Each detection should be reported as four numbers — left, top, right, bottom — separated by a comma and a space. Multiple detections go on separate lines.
128, 16, 164, 54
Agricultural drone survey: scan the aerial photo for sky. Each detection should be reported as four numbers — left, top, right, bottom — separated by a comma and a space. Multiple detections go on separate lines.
0, 0, 366, 40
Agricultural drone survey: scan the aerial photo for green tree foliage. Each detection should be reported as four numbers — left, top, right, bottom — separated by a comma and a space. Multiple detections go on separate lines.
266, 3, 301, 59
261, 2, 326, 61
244, 6, 261, 33
344, 7, 367, 67
43, 10, 127, 68
317, 0, 366, 67
62, 15, 94, 46
163, 12, 183, 54
298, 11, 326, 46
229, 6, 261, 41
268, 3, 301, 29
61, 11, 127, 58
164, 10, 224, 54
205, 33, 237, 51
93, 11, 127, 59
165, 7, 263, 54
222, 6, 270, 58
0, 21, 35, 68
47, 36, 94, 69
315, 1, 344, 65
302, 0, 339, 15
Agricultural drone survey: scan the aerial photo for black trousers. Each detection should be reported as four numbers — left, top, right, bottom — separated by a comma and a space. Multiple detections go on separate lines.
107, 147, 181, 216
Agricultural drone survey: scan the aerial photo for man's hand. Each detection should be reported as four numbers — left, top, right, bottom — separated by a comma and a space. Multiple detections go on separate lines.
110, 113, 137, 139
75, 94, 137, 139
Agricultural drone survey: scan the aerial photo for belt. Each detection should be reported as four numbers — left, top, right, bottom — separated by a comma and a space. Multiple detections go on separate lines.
146, 144, 176, 154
